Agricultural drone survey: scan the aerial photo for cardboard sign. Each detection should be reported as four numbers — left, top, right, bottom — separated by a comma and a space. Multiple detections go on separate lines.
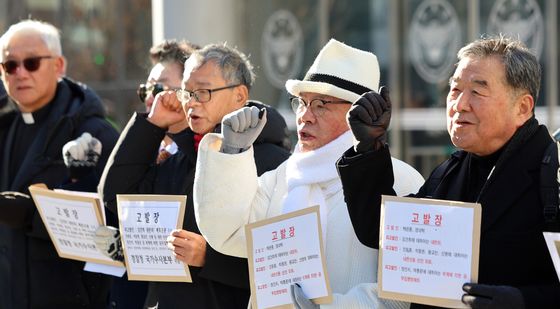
29, 184, 123, 267
117, 194, 191, 282
379, 195, 481, 308
245, 206, 332, 309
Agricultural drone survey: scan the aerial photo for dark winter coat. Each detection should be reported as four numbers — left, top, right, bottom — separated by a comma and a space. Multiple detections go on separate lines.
0, 78, 119, 309
337, 122, 560, 308
100, 100, 291, 308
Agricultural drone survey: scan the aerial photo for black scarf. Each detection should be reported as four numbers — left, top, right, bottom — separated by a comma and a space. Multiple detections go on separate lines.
474, 117, 539, 202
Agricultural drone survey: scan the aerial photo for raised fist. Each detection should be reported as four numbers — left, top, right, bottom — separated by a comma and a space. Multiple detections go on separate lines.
347, 86, 392, 153
63, 132, 102, 167
62, 132, 102, 180
220, 106, 267, 154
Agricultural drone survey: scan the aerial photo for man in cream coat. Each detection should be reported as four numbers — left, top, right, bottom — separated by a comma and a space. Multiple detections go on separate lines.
193, 39, 424, 308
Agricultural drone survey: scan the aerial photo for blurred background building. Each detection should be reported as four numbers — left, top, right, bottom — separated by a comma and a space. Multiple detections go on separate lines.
0, 0, 557, 177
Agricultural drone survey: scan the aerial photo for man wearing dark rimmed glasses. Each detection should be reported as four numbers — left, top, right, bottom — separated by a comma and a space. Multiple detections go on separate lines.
100, 43, 291, 308
0, 19, 119, 308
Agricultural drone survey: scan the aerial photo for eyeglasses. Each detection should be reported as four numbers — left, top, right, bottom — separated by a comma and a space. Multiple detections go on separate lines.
1, 56, 54, 75
290, 97, 350, 117
137, 83, 180, 102
176, 84, 241, 103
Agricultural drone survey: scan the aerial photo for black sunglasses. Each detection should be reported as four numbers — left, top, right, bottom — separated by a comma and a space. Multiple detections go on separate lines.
1, 55, 54, 75
137, 83, 180, 103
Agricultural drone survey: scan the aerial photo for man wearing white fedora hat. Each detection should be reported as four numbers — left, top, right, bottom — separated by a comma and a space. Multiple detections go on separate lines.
192, 39, 424, 308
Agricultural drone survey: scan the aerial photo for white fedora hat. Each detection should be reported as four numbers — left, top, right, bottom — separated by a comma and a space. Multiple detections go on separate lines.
285, 39, 380, 103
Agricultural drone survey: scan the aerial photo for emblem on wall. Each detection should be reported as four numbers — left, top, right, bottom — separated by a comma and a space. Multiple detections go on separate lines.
487, 0, 544, 59
261, 9, 304, 89
408, 0, 462, 84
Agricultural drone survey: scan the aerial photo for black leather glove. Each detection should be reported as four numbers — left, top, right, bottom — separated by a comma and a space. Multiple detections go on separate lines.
347, 86, 392, 153
462, 283, 525, 309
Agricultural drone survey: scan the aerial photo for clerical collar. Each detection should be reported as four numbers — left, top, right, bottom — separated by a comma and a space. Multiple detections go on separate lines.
19, 103, 52, 125
21, 112, 34, 124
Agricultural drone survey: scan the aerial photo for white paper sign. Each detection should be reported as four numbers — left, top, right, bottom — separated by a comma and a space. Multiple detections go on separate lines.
379, 196, 481, 308
54, 189, 107, 225
117, 194, 191, 282
543, 232, 560, 282
84, 262, 127, 277
29, 185, 122, 267
245, 206, 332, 309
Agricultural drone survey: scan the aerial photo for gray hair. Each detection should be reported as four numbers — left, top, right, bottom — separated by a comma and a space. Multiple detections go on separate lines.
457, 35, 541, 103
0, 19, 62, 62
188, 43, 255, 91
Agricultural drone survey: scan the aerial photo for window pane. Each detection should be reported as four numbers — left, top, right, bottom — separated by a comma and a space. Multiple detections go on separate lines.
479, 0, 547, 106
403, 0, 468, 108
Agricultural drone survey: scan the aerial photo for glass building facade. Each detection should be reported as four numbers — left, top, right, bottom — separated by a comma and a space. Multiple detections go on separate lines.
0, 0, 557, 177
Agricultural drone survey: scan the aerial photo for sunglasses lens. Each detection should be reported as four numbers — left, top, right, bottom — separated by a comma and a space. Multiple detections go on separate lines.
137, 83, 167, 102
3, 61, 18, 74
23, 57, 42, 72
137, 84, 147, 102
2, 57, 48, 75
152, 84, 164, 97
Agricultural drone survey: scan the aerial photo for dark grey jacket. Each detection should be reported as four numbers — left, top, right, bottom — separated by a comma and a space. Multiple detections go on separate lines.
0, 78, 119, 309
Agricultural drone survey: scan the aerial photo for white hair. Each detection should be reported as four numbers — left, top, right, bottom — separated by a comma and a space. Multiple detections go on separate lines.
0, 19, 62, 62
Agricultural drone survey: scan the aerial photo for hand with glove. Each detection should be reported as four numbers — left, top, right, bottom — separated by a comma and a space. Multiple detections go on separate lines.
290, 283, 319, 309
62, 132, 102, 181
93, 225, 124, 262
220, 106, 267, 154
462, 283, 525, 309
347, 86, 392, 153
